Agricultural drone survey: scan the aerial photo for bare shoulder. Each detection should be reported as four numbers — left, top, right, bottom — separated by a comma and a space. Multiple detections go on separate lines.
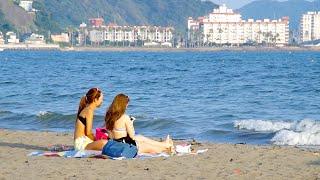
122, 114, 131, 122
80, 107, 93, 119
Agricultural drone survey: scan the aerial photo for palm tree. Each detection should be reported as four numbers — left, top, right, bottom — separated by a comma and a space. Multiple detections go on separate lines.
257, 31, 262, 44
206, 34, 211, 47
273, 33, 280, 45
218, 28, 223, 46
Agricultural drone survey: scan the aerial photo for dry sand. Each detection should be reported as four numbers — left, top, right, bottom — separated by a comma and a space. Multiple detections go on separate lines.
0, 129, 319, 180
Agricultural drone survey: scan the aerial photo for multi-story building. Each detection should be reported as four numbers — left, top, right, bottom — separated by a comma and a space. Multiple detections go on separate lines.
19, 0, 35, 12
24, 33, 45, 44
6, 32, 20, 44
81, 20, 174, 46
89, 29, 104, 43
51, 33, 70, 43
89, 18, 104, 27
300, 11, 320, 42
0, 32, 4, 44
188, 4, 289, 46
78, 23, 88, 45
103, 24, 174, 44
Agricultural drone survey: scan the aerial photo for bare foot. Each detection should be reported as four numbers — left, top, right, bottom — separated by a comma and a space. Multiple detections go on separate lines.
165, 135, 174, 153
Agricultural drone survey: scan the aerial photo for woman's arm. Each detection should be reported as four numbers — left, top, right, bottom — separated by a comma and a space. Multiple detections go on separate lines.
85, 112, 95, 141
125, 115, 135, 140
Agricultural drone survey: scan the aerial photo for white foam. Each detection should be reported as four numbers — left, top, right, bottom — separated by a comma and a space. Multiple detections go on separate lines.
234, 119, 293, 132
234, 119, 320, 146
271, 129, 320, 145
36, 111, 51, 117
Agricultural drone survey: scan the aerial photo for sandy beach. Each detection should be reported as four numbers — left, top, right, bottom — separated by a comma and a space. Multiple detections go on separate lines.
0, 129, 319, 179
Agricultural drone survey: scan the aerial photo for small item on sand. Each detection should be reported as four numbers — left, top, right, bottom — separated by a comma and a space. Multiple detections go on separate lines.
233, 168, 241, 175
95, 127, 108, 140
191, 139, 201, 145
176, 144, 191, 154
190, 149, 208, 155
48, 144, 74, 152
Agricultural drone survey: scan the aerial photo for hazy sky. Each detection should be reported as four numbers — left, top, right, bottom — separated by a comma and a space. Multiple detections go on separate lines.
210, 0, 255, 9
210, 0, 316, 9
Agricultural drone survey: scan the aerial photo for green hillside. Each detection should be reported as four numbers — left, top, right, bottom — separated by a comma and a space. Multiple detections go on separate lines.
0, 0, 217, 35
0, 0, 37, 33
0, 10, 15, 33
36, 0, 218, 33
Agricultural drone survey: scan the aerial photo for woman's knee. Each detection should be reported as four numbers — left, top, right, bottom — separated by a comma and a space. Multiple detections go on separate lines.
86, 140, 107, 150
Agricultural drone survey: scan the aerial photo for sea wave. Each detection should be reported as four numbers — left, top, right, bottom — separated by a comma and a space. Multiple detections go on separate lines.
36, 111, 104, 122
0, 110, 13, 116
234, 119, 293, 132
36, 111, 76, 123
37, 111, 53, 118
271, 129, 320, 146
0, 110, 107, 131
234, 119, 320, 145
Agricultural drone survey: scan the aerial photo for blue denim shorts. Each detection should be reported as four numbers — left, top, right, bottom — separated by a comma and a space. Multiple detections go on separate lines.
102, 139, 138, 158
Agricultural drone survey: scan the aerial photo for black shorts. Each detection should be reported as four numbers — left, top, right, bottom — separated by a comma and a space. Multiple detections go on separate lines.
114, 136, 137, 146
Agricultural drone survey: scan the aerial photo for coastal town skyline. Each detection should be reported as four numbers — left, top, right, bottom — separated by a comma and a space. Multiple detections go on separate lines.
0, 1, 320, 50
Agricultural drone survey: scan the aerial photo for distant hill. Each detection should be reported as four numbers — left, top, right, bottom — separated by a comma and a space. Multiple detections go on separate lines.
36, 0, 218, 33
0, 0, 37, 33
0, 0, 218, 35
238, 0, 320, 31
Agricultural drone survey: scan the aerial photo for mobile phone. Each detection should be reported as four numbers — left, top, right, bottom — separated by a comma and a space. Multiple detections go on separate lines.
130, 116, 136, 122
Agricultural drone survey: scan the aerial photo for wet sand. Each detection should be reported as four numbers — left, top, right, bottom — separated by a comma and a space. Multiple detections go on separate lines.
0, 129, 319, 179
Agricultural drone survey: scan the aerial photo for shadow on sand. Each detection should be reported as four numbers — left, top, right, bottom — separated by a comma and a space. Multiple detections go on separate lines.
0, 142, 47, 151
308, 160, 320, 166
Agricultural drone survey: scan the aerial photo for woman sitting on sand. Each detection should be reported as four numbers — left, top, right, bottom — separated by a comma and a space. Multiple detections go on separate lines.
74, 88, 107, 151
105, 93, 174, 154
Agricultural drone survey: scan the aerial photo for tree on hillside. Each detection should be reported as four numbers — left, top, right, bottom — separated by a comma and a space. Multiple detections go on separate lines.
13, 0, 20, 5
33, 1, 61, 36
0, 11, 15, 33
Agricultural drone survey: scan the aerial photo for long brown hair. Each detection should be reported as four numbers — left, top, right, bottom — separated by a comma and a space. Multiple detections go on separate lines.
105, 93, 130, 130
77, 88, 102, 118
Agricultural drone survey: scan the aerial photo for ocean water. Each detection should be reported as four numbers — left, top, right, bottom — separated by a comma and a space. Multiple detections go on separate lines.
0, 50, 319, 146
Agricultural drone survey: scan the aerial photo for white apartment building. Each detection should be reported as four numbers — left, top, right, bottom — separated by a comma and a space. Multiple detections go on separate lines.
104, 25, 173, 43
86, 24, 174, 46
78, 23, 88, 45
300, 11, 320, 42
188, 4, 289, 45
89, 29, 104, 43
0, 32, 4, 44
25, 33, 45, 44
6, 32, 20, 44
19, 0, 34, 12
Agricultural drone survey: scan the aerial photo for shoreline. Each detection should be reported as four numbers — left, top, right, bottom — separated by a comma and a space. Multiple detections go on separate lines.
71, 46, 320, 52
1, 45, 320, 52
1, 129, 319, 179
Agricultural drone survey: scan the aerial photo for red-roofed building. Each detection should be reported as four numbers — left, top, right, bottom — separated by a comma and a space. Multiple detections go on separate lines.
89, 18, 104, 27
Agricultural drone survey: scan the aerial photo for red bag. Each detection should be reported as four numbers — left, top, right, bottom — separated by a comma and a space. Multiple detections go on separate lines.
95, 127, 108, 140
